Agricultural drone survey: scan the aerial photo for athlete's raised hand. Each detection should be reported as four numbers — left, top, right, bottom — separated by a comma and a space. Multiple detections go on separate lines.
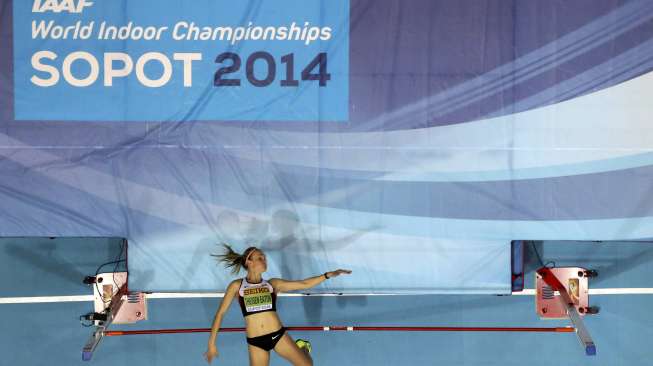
326, 269, 352, 278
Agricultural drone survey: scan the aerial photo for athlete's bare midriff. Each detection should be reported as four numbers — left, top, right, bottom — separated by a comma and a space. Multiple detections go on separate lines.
244, 310, 284, 337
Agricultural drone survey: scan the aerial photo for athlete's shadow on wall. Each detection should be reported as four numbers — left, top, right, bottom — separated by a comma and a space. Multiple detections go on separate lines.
214, 208, 372, 323
262, 209, 371, 323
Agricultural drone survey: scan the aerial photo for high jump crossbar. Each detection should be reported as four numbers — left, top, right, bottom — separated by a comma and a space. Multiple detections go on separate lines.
104, 326, 575, 336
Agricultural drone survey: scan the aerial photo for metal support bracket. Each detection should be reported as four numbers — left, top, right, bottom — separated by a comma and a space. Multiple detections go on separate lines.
537, 267, 597, 356
82, 271, 147, 361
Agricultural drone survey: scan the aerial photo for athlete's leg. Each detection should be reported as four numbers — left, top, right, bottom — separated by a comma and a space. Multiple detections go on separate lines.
273, 333, 312, 366
247, 344, 270, 366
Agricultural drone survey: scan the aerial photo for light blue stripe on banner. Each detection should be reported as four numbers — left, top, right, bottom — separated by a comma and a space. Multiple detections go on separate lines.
375, 151, 653, 182
293, 205, 653, 241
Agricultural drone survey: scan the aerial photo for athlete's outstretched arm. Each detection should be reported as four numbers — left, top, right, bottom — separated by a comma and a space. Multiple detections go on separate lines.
270, 269, 351, 293
204, 280, 239, 363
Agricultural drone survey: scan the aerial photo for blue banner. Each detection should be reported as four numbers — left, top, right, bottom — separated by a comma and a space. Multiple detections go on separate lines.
14, 0, 349, 121
3, 0, 653, 294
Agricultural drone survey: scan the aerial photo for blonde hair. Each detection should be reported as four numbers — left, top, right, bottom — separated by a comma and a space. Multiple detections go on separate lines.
211, 244, 258, 275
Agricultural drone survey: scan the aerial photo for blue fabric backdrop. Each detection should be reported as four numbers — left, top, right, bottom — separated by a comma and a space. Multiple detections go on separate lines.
2, 0, 653, 293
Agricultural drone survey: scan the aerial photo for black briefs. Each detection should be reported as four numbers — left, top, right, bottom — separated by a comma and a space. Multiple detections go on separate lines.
246, 327, 286, 351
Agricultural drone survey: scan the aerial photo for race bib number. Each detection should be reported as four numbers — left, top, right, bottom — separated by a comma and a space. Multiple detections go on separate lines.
243, 287, 273, 312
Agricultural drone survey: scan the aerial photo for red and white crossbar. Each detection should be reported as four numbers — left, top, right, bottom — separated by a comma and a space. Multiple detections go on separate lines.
104, 326, 574, 336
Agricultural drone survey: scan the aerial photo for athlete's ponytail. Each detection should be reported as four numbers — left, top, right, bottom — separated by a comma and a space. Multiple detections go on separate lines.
212, 244, 257, 275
